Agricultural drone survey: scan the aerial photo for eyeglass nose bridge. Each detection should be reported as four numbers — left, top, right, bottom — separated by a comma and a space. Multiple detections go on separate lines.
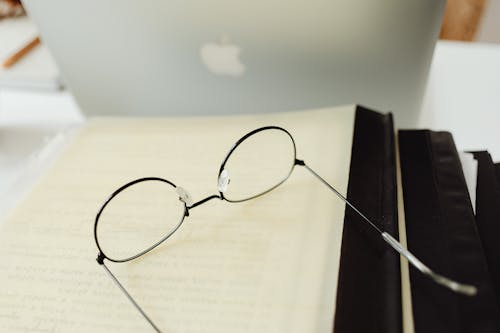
177, 186, 223, 214
185, 194, 223, 211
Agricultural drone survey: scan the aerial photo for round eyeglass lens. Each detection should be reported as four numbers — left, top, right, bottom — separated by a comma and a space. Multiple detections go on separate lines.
95, 179, 186, 262
219, 127, 296, 202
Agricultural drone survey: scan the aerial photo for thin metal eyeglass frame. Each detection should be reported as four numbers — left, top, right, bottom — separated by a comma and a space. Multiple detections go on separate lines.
94, 125, 477, 333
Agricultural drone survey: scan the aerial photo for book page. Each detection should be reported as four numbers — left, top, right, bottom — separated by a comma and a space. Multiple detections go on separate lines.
395, 133, 415, 333
0, 105, 355, 332
458, 152, 477, 214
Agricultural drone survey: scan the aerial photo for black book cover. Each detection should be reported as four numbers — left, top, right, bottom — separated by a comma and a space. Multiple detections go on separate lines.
334, 106, 401, 333
398, 130, 500, 333
472, 151, 500, 309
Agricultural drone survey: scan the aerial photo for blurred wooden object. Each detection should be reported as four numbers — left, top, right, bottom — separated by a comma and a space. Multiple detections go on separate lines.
0, 0, 24, 19
440, 0, 487, 41
2, 36, 41, 69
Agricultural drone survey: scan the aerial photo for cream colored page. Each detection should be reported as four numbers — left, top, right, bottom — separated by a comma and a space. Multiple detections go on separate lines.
0, 106, 355, 333
395, 133, 414, 333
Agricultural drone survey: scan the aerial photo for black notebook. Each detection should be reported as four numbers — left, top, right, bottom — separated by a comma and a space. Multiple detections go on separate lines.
334, 107, 401, 333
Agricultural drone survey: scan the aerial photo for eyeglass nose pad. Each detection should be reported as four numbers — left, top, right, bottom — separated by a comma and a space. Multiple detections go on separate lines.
218, 169, 230, 193
176, 186, 193, 206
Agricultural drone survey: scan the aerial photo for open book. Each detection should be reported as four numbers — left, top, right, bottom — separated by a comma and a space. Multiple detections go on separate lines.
0, 105, 498, 332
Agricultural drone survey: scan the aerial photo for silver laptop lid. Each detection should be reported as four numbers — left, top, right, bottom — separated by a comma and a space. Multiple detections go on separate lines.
23, 0, 445, 126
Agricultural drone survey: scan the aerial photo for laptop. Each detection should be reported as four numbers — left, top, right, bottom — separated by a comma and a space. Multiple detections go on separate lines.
22, 0, 445, 127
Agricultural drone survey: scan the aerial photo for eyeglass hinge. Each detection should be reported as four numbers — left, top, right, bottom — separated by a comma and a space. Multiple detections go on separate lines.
295, 159, 305, 166
96, 252, 105, 265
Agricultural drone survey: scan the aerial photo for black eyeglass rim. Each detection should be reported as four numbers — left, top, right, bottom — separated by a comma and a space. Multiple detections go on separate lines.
217, 125, 298, 203
94, 177, 188, 263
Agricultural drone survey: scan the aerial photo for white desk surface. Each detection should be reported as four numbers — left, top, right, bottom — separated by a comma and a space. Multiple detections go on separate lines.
1, 18, 500, 220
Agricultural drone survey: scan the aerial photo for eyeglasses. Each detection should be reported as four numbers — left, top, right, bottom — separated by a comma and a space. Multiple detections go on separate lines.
94, 126, 477, 332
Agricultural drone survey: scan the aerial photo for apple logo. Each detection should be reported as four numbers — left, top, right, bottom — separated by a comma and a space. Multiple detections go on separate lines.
200, 36, 246, 77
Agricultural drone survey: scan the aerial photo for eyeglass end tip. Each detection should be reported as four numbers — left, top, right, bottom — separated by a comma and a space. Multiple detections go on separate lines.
456, 284, 477, 297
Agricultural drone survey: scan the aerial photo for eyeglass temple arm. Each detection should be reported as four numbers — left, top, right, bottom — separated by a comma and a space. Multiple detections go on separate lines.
97, 255, 162, 332
295, 159, 477, 297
